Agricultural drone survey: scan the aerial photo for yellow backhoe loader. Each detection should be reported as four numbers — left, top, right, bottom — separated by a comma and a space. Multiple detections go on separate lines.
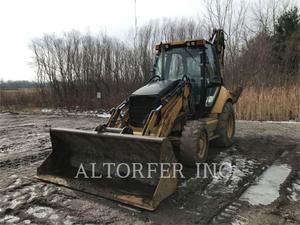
37, 29, 242, 211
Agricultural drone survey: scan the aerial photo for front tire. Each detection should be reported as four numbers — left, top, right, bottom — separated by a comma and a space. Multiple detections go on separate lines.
180, 121, 209, 167
213, 102, 235, 147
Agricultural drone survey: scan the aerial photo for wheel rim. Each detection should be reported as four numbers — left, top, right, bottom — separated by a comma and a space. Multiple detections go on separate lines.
227, 114, 234, 139
197, 132, 207, 159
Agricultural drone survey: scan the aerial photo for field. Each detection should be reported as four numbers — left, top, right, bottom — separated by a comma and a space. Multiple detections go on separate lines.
0, 112, 299, 225
0, 88, 44, 111
1, 85, 299, 121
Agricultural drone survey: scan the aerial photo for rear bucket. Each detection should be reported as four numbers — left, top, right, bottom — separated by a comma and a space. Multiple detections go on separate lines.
37, 128, 177, 210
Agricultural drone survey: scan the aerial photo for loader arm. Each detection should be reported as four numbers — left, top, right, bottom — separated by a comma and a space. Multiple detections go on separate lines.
142, 81, 190, 137
105, 80, 190, 138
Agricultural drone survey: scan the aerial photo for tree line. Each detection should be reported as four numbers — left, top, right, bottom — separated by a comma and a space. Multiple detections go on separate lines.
0, 80, 37, 89
31, 0, 300, 109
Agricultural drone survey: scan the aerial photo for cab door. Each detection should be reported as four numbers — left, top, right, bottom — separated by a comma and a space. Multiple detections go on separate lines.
204, 43, 222, 112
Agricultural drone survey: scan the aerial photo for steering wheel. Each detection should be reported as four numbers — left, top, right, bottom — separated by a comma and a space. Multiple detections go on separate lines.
147, 75, 161, 83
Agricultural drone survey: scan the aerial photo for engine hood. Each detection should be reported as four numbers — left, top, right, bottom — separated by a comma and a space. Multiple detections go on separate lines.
131, 80, 181, 97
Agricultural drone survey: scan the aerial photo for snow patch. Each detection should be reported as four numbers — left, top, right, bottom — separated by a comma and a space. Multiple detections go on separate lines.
178, 177, 197, 188
0, 215, 20, 223
41, 108, 110, 118
41, 108, 53, 113
264, 120, 299, 124
97, 112, 111, 118
231, 215, 248, 225
26, 206, 54, 219
206, 150, 257, 194
236, 120, 299, 124
289, 181, 300, 201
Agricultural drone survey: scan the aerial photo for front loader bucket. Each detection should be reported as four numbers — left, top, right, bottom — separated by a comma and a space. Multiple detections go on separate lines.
37, 128, 177, 210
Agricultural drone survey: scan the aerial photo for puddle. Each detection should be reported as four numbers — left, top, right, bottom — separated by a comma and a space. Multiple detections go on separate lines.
240, 164, 291, 205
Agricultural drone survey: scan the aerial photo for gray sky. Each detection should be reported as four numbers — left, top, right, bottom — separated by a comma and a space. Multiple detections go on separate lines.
0, 0, 202, 81
0, 0, 299, 81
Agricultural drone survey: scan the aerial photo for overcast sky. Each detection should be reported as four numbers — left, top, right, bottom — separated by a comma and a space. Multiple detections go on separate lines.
0, 0, 299, 81
0, 0, 204, 81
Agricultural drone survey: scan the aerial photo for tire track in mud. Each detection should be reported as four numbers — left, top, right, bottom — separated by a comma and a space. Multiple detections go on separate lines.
210, 201, 244, 225
286, 145, 300, 205
0, 148, 51, 169
0, 113, 104, 157
0, 173, 148, 225
205, 150, 266, 225
287, 177, 300, 202
210, 144, 299, 225
0, 176, 82, 225
171, 136, 297, 225
178, 147, 262, 225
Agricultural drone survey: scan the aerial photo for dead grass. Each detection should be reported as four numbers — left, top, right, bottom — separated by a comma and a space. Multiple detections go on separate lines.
236, 85, 300, 121
1, 85, 299, 121
0, 88, 45, 110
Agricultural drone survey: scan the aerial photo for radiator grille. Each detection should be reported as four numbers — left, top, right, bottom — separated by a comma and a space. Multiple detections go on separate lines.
129, 96, 160, 127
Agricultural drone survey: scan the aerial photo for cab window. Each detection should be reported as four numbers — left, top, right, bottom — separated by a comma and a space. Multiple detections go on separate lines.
205, 44, 220, 80
168, 54, 184, 80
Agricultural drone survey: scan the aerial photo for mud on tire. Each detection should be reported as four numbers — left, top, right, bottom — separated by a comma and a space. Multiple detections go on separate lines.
180, 120, 209, 167
213, 102, 235, 147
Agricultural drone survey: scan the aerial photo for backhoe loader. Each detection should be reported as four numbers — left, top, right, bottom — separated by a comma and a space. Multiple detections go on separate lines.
37, 29, 242, 211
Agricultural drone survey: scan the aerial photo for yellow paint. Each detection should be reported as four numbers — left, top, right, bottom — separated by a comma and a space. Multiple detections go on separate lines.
138, 82, 190, 137
211, 86, 233, 113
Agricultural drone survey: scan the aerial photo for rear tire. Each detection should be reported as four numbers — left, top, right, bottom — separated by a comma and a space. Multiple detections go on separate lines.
213, 102, 235, 147
180, 121, 209, 167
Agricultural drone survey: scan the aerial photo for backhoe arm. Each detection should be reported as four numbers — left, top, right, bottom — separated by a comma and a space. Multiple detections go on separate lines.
209, 29, 226, 78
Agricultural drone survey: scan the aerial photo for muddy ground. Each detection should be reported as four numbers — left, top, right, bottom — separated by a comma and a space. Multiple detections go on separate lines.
0, 112, 299, 225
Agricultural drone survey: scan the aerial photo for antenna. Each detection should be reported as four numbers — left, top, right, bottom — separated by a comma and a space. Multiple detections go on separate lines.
134, 0, 137, 45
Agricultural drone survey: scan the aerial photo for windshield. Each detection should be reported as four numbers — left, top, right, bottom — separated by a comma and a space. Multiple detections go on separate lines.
154, 47, 202, 81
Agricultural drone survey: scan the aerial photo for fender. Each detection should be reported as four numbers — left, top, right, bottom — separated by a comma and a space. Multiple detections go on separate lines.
211, 86, 233, 114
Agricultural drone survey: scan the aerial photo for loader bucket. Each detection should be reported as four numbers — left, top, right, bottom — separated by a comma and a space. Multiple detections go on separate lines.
37, 128, 177, 210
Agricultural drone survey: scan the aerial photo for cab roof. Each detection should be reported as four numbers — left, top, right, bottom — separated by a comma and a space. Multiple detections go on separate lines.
155, 39, 212, 51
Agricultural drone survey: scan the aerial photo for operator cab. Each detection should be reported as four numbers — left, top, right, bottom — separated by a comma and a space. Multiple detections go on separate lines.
153, 40, 223, 117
